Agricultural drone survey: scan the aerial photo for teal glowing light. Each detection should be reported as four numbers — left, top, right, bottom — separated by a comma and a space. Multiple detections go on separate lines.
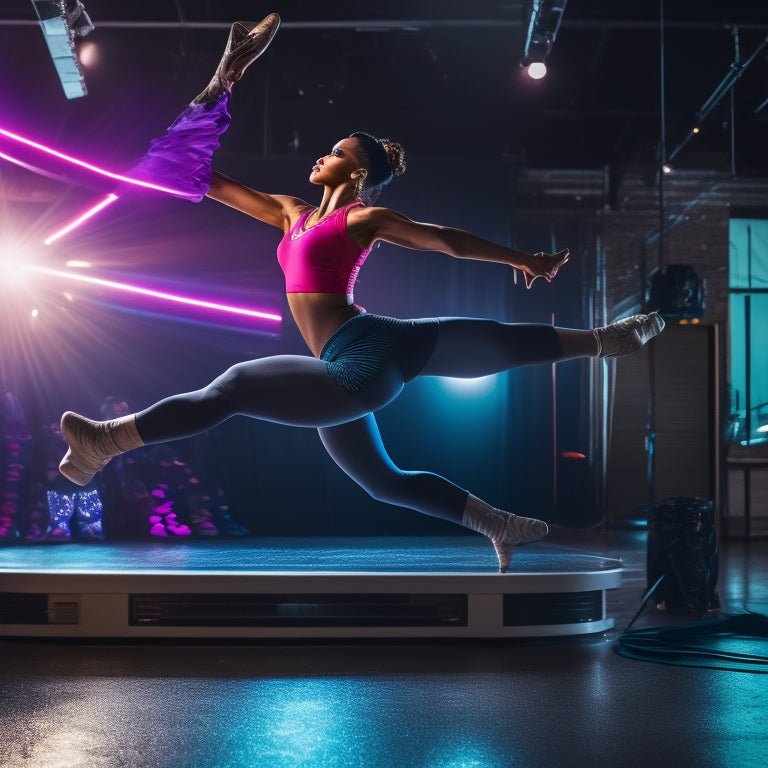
440, 375, 498, 397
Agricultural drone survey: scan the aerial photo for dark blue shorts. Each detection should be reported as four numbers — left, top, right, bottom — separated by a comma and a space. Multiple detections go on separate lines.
320, 313, 439, 392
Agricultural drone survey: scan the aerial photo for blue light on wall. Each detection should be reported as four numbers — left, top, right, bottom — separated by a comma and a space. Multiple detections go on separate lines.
439, 375, 499, 398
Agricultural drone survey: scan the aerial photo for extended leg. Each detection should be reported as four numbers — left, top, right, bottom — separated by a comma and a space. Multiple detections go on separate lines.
60, 353, 401, 486
128, 14, 281, 203
420, 319, 567, 378
418, 315, 664, 379
192, 14, 281, 105
318, 414, 548, 571
557, 312, 665, 357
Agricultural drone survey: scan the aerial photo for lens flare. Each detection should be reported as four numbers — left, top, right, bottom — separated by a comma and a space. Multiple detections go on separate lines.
0, 126, 197, 198
29, 266, 282, 324
44, 194, 120, 245
1, 126, 281, 328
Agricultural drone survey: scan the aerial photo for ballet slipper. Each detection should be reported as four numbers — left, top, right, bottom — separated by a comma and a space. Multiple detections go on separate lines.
593, 312, 665, 358
462, 494, 548, 573
192, 13, 281, 105
59, 411, 144, 486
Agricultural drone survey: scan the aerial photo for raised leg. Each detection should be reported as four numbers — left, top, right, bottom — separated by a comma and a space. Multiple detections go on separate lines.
593, 312, 665, 357
420, 320, 566, 378
128, 14, 281, 203
192, 14, 281, 105
418, 315, 665, 379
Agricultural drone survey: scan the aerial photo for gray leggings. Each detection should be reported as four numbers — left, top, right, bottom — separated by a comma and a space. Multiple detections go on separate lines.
135, 316, 563, 524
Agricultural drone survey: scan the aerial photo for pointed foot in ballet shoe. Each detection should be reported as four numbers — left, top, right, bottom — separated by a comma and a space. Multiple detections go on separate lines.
594, 312, 665, 358
493, 514, 549, 573
58, 411, 110, 486
244, 13, 281, 43
221, 13, 281, 82
192, 13, 281, 105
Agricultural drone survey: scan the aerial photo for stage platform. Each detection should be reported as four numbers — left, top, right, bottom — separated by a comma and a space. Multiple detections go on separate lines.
0, 537, 622, 639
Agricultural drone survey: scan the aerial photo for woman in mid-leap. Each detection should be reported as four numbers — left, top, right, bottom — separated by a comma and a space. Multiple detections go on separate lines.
59, 14, 664, 571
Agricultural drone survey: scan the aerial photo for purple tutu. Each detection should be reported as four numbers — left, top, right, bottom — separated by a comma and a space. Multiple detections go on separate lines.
128, 93, 231, 202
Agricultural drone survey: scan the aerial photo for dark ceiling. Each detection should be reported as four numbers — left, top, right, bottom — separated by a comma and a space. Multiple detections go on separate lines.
1, 0, 767, 191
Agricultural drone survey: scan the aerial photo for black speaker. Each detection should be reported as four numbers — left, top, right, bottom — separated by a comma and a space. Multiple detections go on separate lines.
646, 497, 719, 613
645, 264, 705, 320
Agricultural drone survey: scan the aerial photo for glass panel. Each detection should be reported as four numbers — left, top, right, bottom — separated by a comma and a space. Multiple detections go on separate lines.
729, 219, 768, 289
729, 293, 768, 443
729, 218, 768, 444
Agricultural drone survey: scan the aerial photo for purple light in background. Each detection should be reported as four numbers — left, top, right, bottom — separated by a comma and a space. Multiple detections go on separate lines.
0, 126, 197, 198
31, 266, 282, 324
44, 194, 120, 245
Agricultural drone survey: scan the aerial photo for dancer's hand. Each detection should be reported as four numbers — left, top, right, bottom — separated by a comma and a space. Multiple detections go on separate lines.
520, 248, 569, 289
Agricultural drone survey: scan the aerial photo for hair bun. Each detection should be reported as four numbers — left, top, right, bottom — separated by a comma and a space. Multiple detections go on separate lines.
380, 139, 406, 177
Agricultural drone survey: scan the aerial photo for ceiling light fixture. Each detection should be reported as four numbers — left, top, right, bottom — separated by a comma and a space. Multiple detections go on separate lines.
521, 0, 567, 78
30, 0, 94, 99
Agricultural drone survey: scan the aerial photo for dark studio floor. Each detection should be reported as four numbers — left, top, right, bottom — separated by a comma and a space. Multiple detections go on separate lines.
0, 526, 767, 768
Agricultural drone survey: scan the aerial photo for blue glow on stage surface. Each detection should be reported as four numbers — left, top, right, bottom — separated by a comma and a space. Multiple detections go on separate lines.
0, 537, 620, 574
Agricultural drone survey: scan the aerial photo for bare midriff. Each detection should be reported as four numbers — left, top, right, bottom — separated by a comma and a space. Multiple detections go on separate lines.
286, 292, 363, 358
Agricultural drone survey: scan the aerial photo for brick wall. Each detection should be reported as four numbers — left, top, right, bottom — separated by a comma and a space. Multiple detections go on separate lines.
516, 169, 768, 533
600, 193, 730, 325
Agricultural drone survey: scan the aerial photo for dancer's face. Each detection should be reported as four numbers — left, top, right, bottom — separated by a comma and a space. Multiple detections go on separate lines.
309, 137, 366, 187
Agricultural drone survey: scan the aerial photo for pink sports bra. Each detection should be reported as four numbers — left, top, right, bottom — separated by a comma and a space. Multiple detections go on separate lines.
276, 201, 371, 294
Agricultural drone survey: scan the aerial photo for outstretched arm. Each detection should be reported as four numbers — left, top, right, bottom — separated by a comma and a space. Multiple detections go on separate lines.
206, 171, 308, 231
349, 207, 569, 289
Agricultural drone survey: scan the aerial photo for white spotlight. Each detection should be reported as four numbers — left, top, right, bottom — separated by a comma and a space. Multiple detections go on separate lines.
78, 41, 98, 67
527, 61, 547, 80
0, 254, 27, 288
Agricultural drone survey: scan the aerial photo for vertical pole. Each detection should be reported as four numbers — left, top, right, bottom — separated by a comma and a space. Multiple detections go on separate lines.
746, 225, 752, 443
745, 295, 751, 444
730, 86, 737, 176
730, 27, 740, 176
648, 0, 666, 508
262, 61, 271, 159
552, 312, 557, 506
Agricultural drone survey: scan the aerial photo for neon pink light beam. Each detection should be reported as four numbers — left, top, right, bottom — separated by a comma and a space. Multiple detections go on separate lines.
0, 149, 71, 182
31, 266, 282, 323
44, 194, 120, 246
0, 126, 197, 199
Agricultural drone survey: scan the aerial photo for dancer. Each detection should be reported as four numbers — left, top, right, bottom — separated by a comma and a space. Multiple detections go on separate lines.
58, 14, 664, 571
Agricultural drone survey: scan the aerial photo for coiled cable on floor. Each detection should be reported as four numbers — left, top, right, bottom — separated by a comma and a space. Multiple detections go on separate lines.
615, 610, 768, 673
